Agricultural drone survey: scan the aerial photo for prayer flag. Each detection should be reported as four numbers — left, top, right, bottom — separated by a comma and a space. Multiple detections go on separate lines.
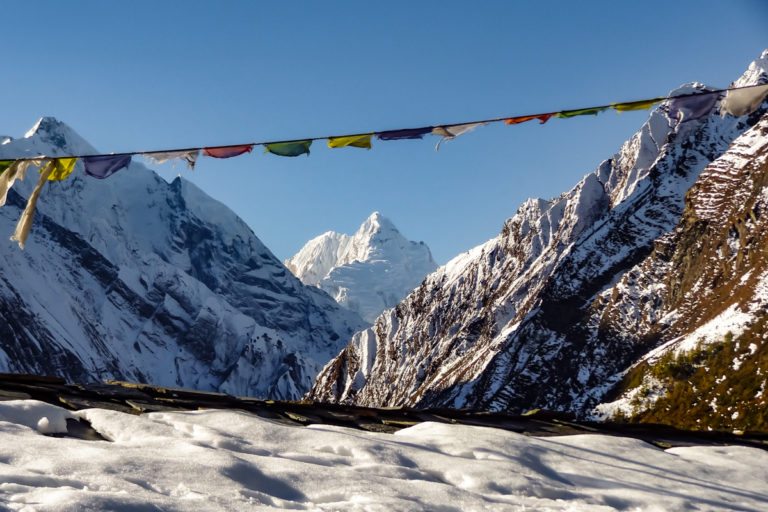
610, 97, 665, 112
720, 84, 768, 118
203, 144, 254, 158
432, 123, 484, 150
265, 140, 312, 157
0, 158, 47, 207
47, 157, 78, 181
554, 107, 608, 118
83, 154, 132, 179
327, 134, 373, 149
376, 127, 433, 141
667, 92, 719, 123
505, 113, 553, 125
11, 161, 55, 249
143, 150, 199, 169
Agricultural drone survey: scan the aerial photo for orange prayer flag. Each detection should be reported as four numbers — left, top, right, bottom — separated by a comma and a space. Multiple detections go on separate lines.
505, 113, 554, 125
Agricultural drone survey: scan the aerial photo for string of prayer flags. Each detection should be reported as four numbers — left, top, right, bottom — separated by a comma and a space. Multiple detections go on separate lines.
265, 140, 312, 157
667, 91, 720, 123
432, 123, 485, 151
143, 150, 199, 169
611, 97, 666, 112
720, 84, 768, 118
0, 157, 47, 207
554, 106, 608, 119
327, 134, 373, 149
203, 144, 255, 159
377, 127, 433, 141
0, 82, 764, 251
83, 154, 132, 179
505, 113, 554, 125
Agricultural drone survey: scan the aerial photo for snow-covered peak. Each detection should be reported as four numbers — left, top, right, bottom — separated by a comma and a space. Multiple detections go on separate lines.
343, 211, 407, 264
285, 230, 350, 287
287, 212, 437, 323
309, 52, 768, 414
0, 117, 366, 400
732, 48, 768, 88
357, 211, 395, 237
11, 116, 97, 158
668, 81, 714, 97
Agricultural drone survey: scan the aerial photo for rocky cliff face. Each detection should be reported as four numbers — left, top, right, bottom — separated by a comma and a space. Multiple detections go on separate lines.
592, 106, 768, 430
0, 118, 366, 400
285, 212, 437, 323
308, 52, 768, 419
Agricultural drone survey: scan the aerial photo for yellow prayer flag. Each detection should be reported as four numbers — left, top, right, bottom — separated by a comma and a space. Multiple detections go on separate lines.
610, 97, 665, 112
46, 157, 78, 181
327, 134, 373, 149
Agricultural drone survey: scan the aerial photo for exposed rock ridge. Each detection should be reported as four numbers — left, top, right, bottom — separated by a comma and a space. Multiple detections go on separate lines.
588, 113, 768, 429
308, 53, 768, 415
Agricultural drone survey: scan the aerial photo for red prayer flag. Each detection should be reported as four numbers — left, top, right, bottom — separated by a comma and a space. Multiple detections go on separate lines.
505, 113, 553, 125
203, 145, 255, 159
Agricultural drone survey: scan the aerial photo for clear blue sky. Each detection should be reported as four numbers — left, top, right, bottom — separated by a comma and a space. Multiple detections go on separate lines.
2, 1, 766, 263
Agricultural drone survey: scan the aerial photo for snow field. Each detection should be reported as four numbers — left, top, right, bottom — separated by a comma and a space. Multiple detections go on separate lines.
0, 400, 766, 511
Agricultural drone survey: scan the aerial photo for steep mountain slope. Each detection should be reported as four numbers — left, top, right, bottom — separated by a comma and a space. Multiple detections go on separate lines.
592, 107, 768, 431
0, 117, 365, 400
285, 212, 437, 323
309, 51, 768, 417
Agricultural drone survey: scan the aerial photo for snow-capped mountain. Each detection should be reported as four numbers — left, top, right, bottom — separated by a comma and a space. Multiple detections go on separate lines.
285, 212, 437, 323
308, 51, 768, 422
592, 91, 768, 430
0, 117, 366, 400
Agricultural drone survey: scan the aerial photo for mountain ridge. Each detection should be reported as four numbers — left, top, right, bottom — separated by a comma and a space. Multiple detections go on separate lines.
308, 51, 768, 423
0, 117, 366, 400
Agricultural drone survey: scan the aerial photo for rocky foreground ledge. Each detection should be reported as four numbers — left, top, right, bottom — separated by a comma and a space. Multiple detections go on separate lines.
0, 372, 765, 450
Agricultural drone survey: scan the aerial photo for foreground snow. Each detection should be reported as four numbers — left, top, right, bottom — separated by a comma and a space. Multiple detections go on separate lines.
0, 401, 766, 511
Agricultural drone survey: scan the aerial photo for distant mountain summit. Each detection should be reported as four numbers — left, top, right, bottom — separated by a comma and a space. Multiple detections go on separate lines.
286, 212, 437, 323
0, 117, 366, 400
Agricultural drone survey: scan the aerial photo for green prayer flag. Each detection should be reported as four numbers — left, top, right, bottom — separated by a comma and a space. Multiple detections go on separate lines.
554, 106, 608, 118
327, 134, 373, 149
611, 97, 665, 112
265, 140, 312, 157
0, 161, 13, 174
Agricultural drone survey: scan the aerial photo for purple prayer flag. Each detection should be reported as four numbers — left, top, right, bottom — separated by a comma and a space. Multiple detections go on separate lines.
83, 154, 132, 179
668, 92, 720, 123
376, 127, 433, 141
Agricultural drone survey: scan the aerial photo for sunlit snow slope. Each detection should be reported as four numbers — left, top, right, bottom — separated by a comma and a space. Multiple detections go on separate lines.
0, 118, 366, 400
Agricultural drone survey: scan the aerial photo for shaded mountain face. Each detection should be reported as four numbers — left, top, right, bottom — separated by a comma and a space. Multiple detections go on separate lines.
0, 117, 366, 400
285, 212, 437, 324
308, 51, 768, 419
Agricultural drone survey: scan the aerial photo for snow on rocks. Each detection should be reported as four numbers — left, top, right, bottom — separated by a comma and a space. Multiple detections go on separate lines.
309, 51, 768, 416
286, 211, 437, 323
